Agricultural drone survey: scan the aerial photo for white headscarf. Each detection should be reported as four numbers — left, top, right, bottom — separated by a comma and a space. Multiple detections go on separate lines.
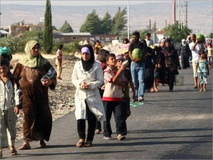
181, 39, 186, 46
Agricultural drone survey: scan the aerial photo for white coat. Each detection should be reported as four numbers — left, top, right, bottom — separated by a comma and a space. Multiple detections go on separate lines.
71, 60, 106, 121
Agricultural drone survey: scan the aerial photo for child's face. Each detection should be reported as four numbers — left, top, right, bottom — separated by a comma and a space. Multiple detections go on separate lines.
123, 52, 129, 58
0, 65, 9, 76
116, 59, 123, 67
107, 56, 116, 66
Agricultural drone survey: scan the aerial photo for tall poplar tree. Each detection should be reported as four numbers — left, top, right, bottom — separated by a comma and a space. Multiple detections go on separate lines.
43, 0, 53, 54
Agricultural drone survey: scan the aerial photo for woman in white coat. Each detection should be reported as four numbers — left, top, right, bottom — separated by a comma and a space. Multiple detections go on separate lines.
72, 44, 105, 147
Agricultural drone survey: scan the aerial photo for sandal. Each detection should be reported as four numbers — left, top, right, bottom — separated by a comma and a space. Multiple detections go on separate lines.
117, 134, 126, 141
76, 141, 84, 147
95, 129, 102, 134
19, 143, 31, 150
150, 88, 155, 93
84, 141, 93, 147
40, 140, 47, 148
10, 149, 17, 156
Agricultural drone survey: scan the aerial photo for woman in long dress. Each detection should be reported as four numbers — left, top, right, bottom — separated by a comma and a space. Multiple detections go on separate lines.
13, 40, 57, 150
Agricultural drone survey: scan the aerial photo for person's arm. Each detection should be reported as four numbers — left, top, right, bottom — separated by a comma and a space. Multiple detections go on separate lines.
190, 39, 199, 51
14, 80, 22, 113
128, 44, 133, 60
88, 63, 104, 90
72, 62, 84, 88
112, 65, 125, 83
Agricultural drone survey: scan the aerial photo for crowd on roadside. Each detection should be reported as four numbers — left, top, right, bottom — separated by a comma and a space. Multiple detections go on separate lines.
0, 31, 212, 158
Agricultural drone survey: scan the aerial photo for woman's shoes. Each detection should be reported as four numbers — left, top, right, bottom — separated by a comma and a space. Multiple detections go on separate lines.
95, 129, 102, 134
76, 139, 85, 147
40, 140, 47, 148
19, 143, 31, 150
150, 88, 159, 92
150, 88, 155, 92
76, 140, 93, 147
10, 149, 17, 156
84, 141, 93, 147
117, 134, 126, 141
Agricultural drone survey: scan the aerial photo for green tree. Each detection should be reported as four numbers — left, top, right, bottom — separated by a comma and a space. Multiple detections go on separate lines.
80, 10, 101, 34
59, 20, 73, 33
101, 12, 112, 34
111, 7, 127, 34
138, 29, 150, 40
164, 22, 191, 43
43, 0, 53, 54
23, 30, 43, 43
207, 33, 213, 38
52, 26, 58, 31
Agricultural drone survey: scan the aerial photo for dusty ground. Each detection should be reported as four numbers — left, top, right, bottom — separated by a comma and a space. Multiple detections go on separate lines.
10, 53, 79, 140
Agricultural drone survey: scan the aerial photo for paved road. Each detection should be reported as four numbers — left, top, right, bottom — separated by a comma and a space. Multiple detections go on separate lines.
2, 68, 212, 160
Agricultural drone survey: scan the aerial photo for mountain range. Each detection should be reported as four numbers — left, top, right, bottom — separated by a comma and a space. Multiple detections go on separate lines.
1, 1, 212, 35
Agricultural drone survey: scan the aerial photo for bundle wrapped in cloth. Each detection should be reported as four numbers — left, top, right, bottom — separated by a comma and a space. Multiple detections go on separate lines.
41, 67, 56, 82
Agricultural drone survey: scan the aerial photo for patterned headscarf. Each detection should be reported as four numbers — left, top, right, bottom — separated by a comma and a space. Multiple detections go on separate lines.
19, 40, 47, 68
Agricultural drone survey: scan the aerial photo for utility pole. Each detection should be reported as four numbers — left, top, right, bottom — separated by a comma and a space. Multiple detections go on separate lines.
178, 0, 180, 22
185, 1, 188, 27
149, 19, 151, 34
127, 0, 130, 39
172, 0, 176, 24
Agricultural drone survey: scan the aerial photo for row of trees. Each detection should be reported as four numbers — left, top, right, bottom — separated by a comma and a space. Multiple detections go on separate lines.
1, 0, 212, 54
58, 7, 127, 35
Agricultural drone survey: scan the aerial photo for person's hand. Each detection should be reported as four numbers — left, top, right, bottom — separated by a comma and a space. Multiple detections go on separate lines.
41, 79, 53, 87
132, 58, 142, 62
155, 64, 161, 68
14, 106, 19, 115
81, 82, 90, 90
119, 65, 126, 71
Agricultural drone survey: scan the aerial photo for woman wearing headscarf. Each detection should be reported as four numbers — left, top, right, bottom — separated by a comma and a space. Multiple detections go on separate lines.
13, 40, 57, 150
161, 38, 180, 91
179, 39, 191, 69
72, 44, 105, 147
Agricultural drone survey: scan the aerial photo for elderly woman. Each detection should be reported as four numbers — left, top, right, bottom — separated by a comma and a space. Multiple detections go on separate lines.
13, 40, 57, 150
72, 44, 105, 147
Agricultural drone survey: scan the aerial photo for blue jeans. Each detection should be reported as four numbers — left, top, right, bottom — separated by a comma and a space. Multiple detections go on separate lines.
131, 61, 145, 100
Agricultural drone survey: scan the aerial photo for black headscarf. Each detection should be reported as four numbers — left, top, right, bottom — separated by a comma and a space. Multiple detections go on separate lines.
81, 44, 95, 71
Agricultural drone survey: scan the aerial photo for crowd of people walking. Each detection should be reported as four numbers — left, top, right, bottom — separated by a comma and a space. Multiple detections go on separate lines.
0, 31, 212, 158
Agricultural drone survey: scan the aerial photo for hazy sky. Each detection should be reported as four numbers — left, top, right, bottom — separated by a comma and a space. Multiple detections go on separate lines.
1, 0, 149, 6
1, 0, 212, 35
